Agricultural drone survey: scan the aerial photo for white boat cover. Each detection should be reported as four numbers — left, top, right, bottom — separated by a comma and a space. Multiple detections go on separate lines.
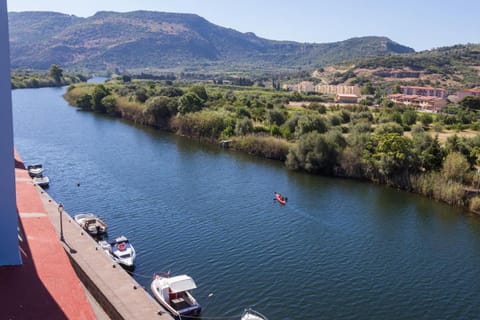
166, 275, 197, 293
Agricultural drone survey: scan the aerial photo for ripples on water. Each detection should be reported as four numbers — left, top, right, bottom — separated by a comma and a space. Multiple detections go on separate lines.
12, 86, 480, 319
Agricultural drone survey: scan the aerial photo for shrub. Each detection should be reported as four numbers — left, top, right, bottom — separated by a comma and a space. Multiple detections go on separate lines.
469, 196, 480, 212
295, 114, 328, 137
286, 131, 346, 175
178, 92, 204, 114
233, 136, 290, 161
442, 152, 470, 183
410, 172, 466, 206
234, 118, 254, 136
374, 122, 404, 135
172, 110, 229, 141
266, 109, 286, 126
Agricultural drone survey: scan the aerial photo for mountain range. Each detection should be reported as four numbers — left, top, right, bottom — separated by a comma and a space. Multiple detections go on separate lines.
8, 11, 415, 74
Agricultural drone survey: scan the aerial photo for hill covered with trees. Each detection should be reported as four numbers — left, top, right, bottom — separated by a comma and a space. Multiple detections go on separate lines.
313, 44, 480, 89
9, 11, 414, 74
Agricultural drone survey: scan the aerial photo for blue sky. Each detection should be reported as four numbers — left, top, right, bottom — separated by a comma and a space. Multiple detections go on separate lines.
8, 0, 480, 51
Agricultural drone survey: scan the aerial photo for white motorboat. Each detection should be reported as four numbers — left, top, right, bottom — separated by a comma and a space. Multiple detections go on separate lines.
33, 175, 49, 188
27, 164, 44, 177
241, 308, 268, 320
99, 236, 136, 268
151, 273, 202, 317
74, 213, 107, 235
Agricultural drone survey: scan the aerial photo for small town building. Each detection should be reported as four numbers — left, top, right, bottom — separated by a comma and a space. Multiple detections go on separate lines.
335, 93, 359, 103
315, 84, 360, 95
388, 94, 447, 112
457, 88, 480, 100
400, 85, 448, 99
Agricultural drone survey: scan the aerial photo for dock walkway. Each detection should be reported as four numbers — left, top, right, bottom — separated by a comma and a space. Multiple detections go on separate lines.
1, 151, 173, 320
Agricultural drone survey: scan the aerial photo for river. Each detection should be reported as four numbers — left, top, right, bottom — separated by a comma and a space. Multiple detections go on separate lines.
12, 83, 480, 319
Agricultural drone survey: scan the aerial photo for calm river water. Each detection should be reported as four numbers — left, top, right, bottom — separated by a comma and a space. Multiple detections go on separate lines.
12, 84, 480, 319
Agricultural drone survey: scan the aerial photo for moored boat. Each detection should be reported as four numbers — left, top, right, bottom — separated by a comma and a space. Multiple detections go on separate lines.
99, 236, 136, 268
151, 272, 202, 317
33, 175, 49, 188
27, 164, 44, 177
274, 192, 287, 205
241, 308, 268, 320
74, 213, 107, 235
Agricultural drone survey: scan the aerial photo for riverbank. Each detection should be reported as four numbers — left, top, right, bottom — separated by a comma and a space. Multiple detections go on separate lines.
11, 68, 87, 89
62, 80, 480, 214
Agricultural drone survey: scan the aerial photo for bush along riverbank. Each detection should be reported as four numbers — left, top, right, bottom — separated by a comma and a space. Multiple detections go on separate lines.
12, 65, 87, 89
63, 79, 480, 214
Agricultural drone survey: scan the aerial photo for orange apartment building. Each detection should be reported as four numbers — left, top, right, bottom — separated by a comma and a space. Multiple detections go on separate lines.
457, 88, 480, 100
400, 85, 448, 98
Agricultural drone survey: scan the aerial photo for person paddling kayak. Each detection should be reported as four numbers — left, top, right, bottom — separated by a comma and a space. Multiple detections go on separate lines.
274, 192, 287, 205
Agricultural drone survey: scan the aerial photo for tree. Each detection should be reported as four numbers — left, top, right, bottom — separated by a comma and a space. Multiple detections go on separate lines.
286, 131, 346, 174
266, 110, 286, 126
48, 64, 63, 83
76, 94, 92, 111
101, 95, 117, 114
361, 82, 375, 95
374, 122, 404, 135
295, 114, 328, 137
459, 96, 480, 110
189, 85, 208, 101
178, 92, 204, 114
412, 131, 444, 171
91, 84, 110, 113
442, 152, 470, 182
135, 88, 148, 103
159, 86, 184, 97
121, 75, 131, 83
402, 109, 417, 126
234, 118, 253, 136
363, 133, 418, 185
420, 113, 433, 126
144, 96, 176, 126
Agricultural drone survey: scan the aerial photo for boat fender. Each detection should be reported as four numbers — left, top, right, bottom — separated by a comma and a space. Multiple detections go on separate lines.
117, 243, 127, 251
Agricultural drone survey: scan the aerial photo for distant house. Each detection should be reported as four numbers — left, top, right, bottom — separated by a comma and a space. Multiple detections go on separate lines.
282, 81, 315, 93
315, 84, 360, 95
400, 85, 448, 98
388, 94, 447, 112
457, 88, 480, 100
335, 94, 359, 103
297, 81, 315, 93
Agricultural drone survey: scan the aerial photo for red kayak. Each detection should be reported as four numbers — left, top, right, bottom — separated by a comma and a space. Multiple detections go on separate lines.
274, 192, 287, 205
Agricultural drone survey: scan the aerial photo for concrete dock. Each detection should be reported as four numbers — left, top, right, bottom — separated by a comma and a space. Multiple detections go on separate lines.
1, 152, 173, 320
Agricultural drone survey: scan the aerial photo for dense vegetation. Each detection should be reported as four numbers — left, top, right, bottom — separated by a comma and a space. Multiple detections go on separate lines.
9, 11, 413, 73
64, 79, 480, 213
11, 65, 87, 89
